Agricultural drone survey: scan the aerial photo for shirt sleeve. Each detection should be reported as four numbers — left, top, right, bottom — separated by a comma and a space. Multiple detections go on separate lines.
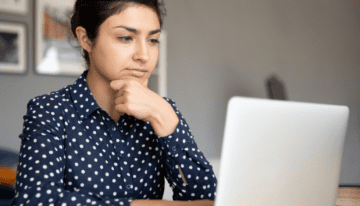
12, 97, 133, 206
157, 98, 217, 201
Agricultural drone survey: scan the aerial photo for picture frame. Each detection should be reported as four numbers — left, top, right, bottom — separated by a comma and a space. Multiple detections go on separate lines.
35, 0, 85, 76
0, 21, 27, 74
0, 0, 28, 15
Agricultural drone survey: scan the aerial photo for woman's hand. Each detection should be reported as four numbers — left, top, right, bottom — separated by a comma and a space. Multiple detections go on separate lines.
110, 78, 179, 137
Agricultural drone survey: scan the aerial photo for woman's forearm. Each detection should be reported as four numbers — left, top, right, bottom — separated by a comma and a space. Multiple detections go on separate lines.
131, 199, 214, 206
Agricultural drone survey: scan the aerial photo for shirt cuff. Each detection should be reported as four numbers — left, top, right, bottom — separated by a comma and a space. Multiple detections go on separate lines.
157, 118, 193, 156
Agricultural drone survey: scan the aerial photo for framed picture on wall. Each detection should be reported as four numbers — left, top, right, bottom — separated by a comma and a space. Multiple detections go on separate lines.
0, 0, 28, 15
35, 0, 85, 76
0, 21, 27, 74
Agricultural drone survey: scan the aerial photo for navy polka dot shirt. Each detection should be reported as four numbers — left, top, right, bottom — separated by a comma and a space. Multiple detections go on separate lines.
12, 71, 217, 206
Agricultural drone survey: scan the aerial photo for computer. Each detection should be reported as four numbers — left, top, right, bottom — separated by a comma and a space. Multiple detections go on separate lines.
215, 96, 349, 206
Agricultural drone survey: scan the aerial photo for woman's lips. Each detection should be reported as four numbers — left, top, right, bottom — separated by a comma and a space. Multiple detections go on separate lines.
126, 69, 147, 77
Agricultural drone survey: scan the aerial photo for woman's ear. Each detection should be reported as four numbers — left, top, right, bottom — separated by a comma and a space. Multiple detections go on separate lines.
75, 26, 93, 53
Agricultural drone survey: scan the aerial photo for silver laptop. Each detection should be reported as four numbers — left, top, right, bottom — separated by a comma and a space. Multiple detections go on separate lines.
215, 96, 349, 206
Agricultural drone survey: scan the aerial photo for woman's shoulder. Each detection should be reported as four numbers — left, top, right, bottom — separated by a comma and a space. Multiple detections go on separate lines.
26, 84, 73, 111
20, 85, 75, 139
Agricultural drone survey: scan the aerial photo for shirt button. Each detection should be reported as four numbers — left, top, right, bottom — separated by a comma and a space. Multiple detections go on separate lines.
126, 184, 132, 189
172, 146, 176, 151
120, 154, 125, 158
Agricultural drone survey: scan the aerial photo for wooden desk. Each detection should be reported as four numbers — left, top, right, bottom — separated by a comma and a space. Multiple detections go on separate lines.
336, 187, 360, 206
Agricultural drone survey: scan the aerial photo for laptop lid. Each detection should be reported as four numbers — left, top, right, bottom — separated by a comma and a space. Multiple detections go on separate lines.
215, 96, 349, 206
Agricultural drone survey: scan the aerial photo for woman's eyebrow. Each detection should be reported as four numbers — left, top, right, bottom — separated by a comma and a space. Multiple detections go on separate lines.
113, 26, 161, 35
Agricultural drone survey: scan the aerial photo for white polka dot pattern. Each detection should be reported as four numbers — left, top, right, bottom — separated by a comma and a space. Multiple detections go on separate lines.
12, 71, 217, 206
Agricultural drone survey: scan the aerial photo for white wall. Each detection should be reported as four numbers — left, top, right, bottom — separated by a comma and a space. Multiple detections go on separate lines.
0, 0, 359, 186
162, 0, 360, 184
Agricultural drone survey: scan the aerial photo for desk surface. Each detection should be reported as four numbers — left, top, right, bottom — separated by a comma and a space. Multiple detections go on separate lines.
336, 187, 360, 206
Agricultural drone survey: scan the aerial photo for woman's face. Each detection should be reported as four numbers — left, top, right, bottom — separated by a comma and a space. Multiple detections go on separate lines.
87, 5, 161, 85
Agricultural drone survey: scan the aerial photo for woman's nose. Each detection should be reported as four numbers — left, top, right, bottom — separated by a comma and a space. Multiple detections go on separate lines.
133, 40, 150, 63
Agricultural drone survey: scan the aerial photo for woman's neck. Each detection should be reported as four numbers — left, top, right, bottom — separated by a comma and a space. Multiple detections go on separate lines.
86, 68, 121, 123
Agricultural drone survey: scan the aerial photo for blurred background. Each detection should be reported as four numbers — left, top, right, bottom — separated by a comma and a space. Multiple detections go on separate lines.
0, 1, 359, 202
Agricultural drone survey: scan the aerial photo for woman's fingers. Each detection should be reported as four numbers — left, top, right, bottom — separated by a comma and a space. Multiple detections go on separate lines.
110, 78, 161, 123
114, 103, 151, 122
110, 78, 145, 91
114, 103, 128, 115
114, 95, 125, 105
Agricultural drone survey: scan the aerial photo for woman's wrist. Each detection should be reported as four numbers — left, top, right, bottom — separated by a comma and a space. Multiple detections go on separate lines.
148, 102, 179, 137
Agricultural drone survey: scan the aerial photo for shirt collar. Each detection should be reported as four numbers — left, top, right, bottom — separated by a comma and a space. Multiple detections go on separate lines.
70, 70, 100, 120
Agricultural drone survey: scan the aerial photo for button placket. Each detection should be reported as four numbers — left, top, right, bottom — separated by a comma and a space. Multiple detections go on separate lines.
105, 116, 133, 197
118, 119, 134, 196
120, 152, 125, 158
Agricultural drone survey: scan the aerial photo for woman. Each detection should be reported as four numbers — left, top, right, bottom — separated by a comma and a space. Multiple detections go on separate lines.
12, 0, 217, 205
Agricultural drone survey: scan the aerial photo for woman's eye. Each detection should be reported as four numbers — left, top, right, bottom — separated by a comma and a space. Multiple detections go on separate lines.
148, 38, 159, 45
119, 36, 132, 42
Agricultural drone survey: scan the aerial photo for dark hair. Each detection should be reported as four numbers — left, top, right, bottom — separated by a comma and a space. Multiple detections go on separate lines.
70, 0, 166, 68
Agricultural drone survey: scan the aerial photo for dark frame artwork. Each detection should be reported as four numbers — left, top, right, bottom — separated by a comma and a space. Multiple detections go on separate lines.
0, 21, 27, 74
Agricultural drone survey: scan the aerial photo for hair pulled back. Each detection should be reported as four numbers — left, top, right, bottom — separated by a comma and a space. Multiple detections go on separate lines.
71, 0, 166, 68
